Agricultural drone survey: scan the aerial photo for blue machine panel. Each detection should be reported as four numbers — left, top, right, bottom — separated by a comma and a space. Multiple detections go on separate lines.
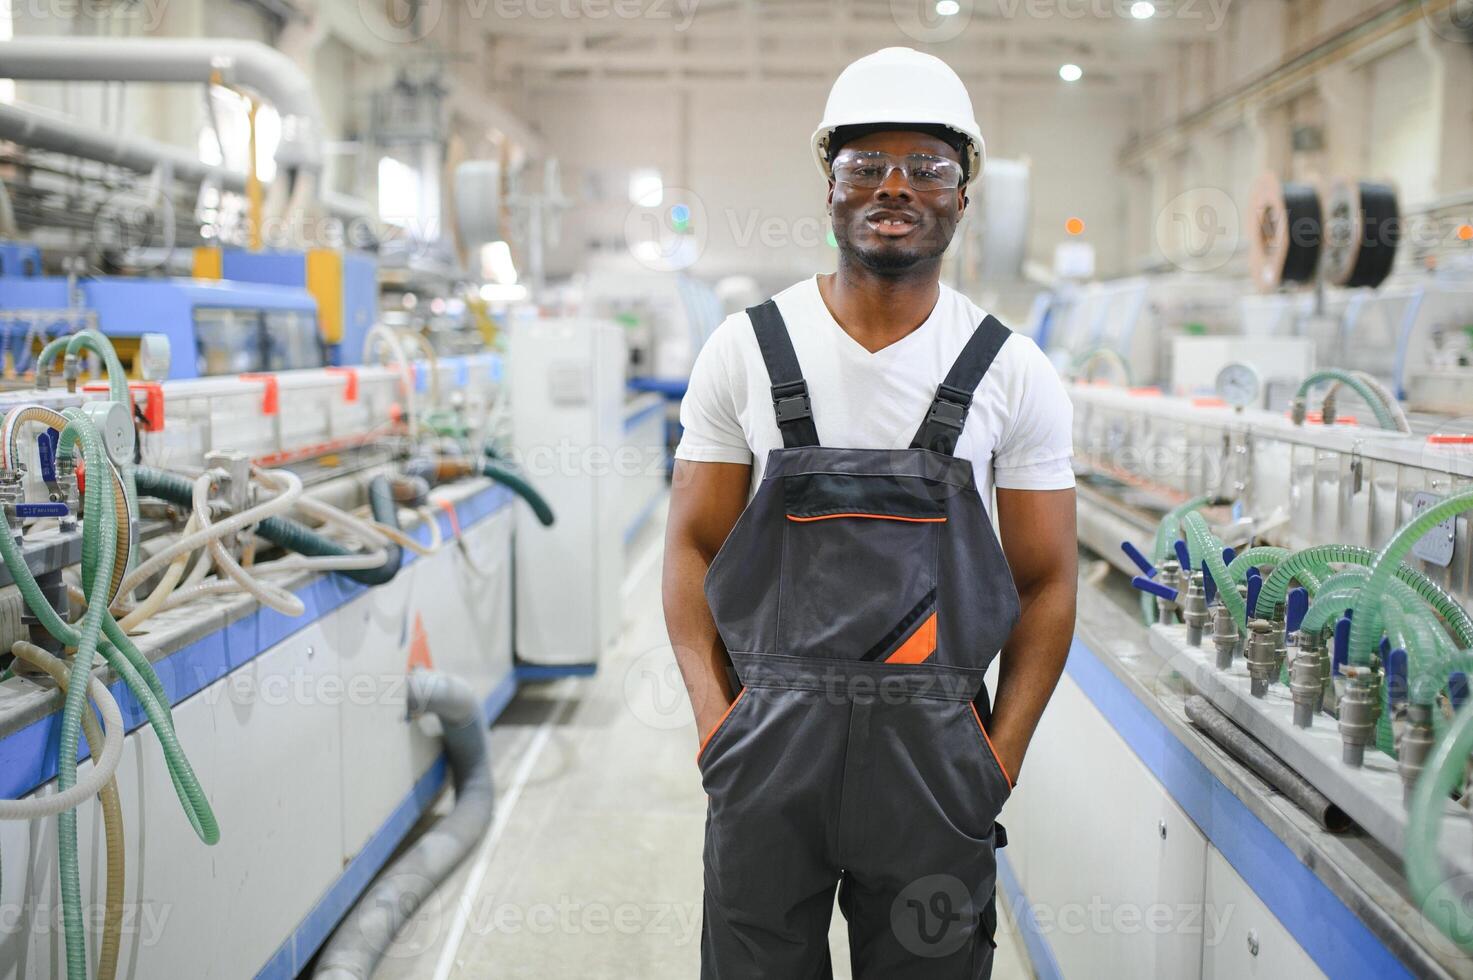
0, 277, 318, 379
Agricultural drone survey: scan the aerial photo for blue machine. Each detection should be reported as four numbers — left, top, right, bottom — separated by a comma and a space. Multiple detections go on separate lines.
0, 242, 42, 278
0, 276, 320, 379
218, 248, 378, 367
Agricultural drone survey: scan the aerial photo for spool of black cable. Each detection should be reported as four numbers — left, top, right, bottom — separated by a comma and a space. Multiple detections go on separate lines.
1249, 172, 1323, 292
1322, 178, 1400, 288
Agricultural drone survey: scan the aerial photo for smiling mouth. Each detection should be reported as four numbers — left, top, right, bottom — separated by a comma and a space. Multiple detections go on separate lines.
865, 212, 920, 237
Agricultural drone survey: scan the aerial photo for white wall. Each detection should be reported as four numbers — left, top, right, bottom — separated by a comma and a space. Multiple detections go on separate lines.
531, 78, 1139, 292
1129, 2, 1473, 275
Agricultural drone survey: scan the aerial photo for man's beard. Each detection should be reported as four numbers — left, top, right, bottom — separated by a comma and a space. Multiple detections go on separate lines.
835, 214, 955, 275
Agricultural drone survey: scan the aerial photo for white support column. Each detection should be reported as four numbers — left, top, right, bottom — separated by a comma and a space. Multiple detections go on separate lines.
1316, 62, 1367, 182
1418, 21, 1473, 199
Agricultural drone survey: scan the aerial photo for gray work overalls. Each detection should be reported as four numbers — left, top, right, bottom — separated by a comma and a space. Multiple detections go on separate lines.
696, 300, 1020, 979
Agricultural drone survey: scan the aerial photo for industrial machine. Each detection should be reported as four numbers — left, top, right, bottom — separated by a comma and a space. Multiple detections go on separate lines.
1046, 319, 1473, 977
0, 318, 666, 979
1030, 275, 1244, 387
0, 275, 321, 379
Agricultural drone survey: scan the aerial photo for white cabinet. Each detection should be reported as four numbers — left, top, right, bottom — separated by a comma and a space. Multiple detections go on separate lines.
1202, 846, 1324, 980
511, 318, 627, 665
1008, 673, 1209, 979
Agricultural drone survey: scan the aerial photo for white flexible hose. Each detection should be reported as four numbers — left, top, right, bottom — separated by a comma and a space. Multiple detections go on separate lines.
374, 513, 436, 556
118, 470, 397, 625
415, 507, 444, 552
293, 495, 391, 551
116, 512, 200, 630
0, 645, 125, 819
364, 324, 419, 443
196, 471, 305, 617
153, 551, 389, 614
1354, 370, 1411, 433
117, 466, 303, 597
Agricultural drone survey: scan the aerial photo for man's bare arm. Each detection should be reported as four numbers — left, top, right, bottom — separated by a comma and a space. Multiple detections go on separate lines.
663, 458, 752, 745
988, 487, 1078, 787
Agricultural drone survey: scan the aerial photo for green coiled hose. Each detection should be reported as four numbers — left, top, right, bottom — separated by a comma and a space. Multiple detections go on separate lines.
1407, 702, 1473, 952
1349, 489, 1473, 667
1226, 546, 1291, 584
0, 409, 219, 979
480, 460, 555, 527
1181, 512, 1247, 632
1140, 494, 1215, 626
1292, 369, 1399, 431
1259, 543, 1473, 649
53, 409, 115, 980
35, 329, 130, 407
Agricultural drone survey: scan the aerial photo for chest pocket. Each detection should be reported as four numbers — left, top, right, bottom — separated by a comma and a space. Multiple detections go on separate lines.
777, 471, 946, 662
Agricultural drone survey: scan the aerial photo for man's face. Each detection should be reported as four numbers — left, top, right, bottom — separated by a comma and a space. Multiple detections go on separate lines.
827, 130, 967, 275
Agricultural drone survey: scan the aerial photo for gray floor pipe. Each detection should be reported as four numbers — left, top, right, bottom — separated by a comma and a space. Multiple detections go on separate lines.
313, 671, 495, 979
1185, 695, 1351, 833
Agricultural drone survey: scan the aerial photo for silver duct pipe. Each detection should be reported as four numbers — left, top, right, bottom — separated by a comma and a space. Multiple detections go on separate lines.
313, 670, 495, 979
0, 102, 376, 231
0, 101, 245, 192
0, 175, 17, 238
0, 37, 323, 171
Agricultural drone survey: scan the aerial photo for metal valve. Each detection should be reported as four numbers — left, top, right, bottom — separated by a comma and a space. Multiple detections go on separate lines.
1183, 572, 1209, 647
1211, 601, 1238, 670
1290, 631, 1327, 728
1245, 619, 1277, 698
1339, 672, 1380, 767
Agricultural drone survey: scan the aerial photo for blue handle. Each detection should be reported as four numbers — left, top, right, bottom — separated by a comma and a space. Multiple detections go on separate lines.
1120, 541, 1156, 578
36, 432, 56, 484
14, 502, 70, 519
1450, 672, 1470, 711
1386, 648, 1408, 705
1174, 539, 1192, 571
1221, 547, 1236, 571
1286, 588, 1309, 634
1201, 561, 1217, 605
1246, 569, 1263, 618
1333, 617, 1351, 674
1132, 576, 1178, 602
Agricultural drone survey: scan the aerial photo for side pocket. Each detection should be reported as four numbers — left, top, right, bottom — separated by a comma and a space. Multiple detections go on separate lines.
969, 701, 1014, 798
696, 687, 749, 769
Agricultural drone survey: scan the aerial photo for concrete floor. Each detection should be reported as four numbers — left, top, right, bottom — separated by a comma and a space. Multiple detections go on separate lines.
374, 504, 1036, 979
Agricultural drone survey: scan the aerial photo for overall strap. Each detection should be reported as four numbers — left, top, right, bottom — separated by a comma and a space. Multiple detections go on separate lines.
911, 315, 1012, 456
747, 300, 820, 448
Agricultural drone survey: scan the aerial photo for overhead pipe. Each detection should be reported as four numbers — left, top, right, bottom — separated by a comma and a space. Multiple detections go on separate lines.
0, 37, 323, 171
0, 101, 375, 231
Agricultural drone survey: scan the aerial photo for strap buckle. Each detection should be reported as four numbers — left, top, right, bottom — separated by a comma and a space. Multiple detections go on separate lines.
926, 383, 973, 431
772, 380, 812, 424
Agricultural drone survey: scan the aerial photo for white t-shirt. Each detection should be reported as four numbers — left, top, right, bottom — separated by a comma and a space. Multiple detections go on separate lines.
675, 276, 1075, 502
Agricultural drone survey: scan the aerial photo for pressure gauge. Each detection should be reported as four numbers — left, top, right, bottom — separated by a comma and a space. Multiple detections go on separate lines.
1215, 362, 1261, 410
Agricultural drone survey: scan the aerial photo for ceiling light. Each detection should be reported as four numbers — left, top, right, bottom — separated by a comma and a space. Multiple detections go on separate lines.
1059, 63, 1083, 82
1130, 1, 1155, 18
935, 0, 961, 14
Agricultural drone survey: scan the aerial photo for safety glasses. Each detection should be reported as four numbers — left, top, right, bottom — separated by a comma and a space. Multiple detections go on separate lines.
830, 151, 963, 192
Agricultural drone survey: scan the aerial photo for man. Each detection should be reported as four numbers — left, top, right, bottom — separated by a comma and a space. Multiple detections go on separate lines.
662, 47, 1077, 979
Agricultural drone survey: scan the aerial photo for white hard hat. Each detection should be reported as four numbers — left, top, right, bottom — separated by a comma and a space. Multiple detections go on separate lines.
812, 47, 986, 187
